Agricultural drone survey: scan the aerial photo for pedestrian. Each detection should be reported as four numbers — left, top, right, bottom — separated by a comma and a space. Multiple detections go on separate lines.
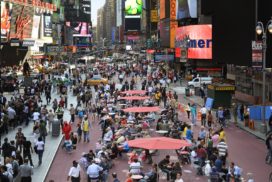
190, 104, 197, 125
82, 116, 91, 143
15, 128, 24, 153
67, 160, 81, 182
47, 109, 55, 133
185, 103, 191, 119
62, 122, 72, 142
86, 160, 103, 181
1, 138, 11, 165
19, 158, 33, 182
71, 132, 78, 150
77, 123, 82, 143
207, 110, 213, 128
112, 172, 120, 182
200, 106, 207, 127
69, 104, 76, 123
22, 137, 34, 167
35, 137, 45, 166
39, 120, 47, 142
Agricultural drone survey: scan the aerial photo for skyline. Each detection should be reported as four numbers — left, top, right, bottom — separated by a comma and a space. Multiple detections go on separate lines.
91, 0, 106, 26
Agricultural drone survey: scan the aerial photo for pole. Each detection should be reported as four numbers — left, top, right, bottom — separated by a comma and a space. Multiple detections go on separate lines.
262, 32, 267, 132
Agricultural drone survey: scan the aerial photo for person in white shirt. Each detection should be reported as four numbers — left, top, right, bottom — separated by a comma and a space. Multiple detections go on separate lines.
129, 158, 142, 174
35, 137, 45, 166
67, 161, 81, 182
200, 106, 207, 127
86, 160, 103, 181
103, 127, 113, 144
174, 172, 184, 182
32, 111, 40, 123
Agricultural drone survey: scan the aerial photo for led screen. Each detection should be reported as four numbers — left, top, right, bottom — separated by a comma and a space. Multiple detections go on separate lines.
176, 24, 212, 59
1, 2, 12, 40
125, 0, 143, 16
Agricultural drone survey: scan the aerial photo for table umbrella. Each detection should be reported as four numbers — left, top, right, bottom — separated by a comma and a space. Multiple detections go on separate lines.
127, 137, 191, 150
119, 96, 150, 100
121, 90, 147, 95
123, 106, 160, 113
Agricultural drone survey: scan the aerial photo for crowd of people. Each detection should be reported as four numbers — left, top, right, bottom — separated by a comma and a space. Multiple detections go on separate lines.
0, 57, 251, 182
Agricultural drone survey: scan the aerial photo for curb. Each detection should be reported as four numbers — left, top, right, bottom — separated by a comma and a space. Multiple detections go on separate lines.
43, 135, 64, 182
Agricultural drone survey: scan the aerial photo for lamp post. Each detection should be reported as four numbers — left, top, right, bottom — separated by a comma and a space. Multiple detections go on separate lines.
255, 18, 272, 133
100, 37, 106, 48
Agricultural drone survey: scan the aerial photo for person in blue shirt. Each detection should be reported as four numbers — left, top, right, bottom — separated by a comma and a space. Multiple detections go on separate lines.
214, 156, 223, 172
190, 104, 197, 125
186, 125, 193, 142
198, 126, 206, 141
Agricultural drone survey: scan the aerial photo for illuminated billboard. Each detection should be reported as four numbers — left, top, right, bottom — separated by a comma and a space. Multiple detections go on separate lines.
10, 4, 34, 40
176, 25, 212, 59
125, 0, 143, 16
1, 2, 13, 40
66, 22, 89, 35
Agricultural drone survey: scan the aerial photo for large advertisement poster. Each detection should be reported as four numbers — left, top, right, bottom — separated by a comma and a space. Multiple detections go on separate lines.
10, 4, 34, 40
1, 2, 13, 40
44, 14, 52, 37
252, 41, 262, 69
176, 25, 212, 59
125, 0, 143, 16
160, 0, 165, 19
66, 22, 89, 35
32, 15, 40, 39
176, 0, 197, 19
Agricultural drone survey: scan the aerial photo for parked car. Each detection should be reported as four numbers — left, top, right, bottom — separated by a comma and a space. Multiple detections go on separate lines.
188, 77, 212, 88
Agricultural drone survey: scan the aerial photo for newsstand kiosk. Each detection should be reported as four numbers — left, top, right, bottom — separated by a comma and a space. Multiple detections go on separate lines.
207, 84, 235, 109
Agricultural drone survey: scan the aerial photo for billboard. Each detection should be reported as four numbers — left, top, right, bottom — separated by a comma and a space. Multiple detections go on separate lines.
159, 19, 170, 47
10, 4, 34, 40
1, 2, 13, 40
160, 0, 165, 19
125, 18, 141, 31
44, 14, 52, 37
176, 0, 197, 19
154, 53, 175, 62
176, 25, 212, 59
116, 0, 123, 26
66, 22, 89, 35
32, 15, 41, 39
252, 41, 262, 69
125, 0, 143, 16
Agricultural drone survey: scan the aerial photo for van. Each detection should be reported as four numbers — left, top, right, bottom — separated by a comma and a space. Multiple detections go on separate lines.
188, 77, 212, 88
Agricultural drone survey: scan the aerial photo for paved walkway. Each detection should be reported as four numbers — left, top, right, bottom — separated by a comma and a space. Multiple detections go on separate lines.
2, 83, 77, 182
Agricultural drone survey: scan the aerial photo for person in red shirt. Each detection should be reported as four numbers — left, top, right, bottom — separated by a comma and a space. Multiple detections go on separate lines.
59, 97, 65, 108
62, 122, 72, 141
125, 172, 133, 182
196, 144, 207, 166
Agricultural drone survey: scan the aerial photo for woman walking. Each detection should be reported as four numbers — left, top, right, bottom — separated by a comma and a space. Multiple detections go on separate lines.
35, 137, 45, 166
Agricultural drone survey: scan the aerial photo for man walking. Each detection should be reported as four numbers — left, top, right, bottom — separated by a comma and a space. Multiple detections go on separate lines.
19, 159, 33, 182
69, 104, 76, 123
67, 161, 81, 182
22, 137, 34, 167
200, 106, 207, 127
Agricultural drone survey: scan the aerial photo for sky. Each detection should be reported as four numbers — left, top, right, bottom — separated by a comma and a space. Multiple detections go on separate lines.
92, 0, 106, 26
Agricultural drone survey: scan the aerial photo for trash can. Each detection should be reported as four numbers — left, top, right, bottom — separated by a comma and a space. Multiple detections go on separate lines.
185, 88, 190, 97
52, 119, 60, 137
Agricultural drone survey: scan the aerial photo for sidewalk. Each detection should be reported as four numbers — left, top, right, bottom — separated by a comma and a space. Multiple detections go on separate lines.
172, 87, 267, 140
2, 87, 77, 181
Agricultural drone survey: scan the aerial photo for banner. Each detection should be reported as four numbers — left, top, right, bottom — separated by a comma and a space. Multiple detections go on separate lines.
252, 41, 262, 69
22, 40, 35, 47
44, 14, 52, 37
160, 0, 165, 19
176, 24, 212, 59
1, 2, 12, 40
32, 15, 41, 39
151, 10, 158, 22
10, 4, 34, 40
170, 21, 177, 48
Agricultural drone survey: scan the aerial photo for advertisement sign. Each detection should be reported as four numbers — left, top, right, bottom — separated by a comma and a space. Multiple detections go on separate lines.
170, 21, 177, 48
1, 2, 12, 40
159, 19, 170, 47
10, 4, 34, 40
160, 0, 165, 19
44, 14, 52, 37
176, 25, 212, 59
252, 41, 262, 69
170, 0, 176, 20
151, 10, 158, 22
10, 38, 20, 46
46, 45, 64, 55
125, 18, 141, 31
176, 0, 197, 19
32, 15, 41, 39
22, 40, 35, 47
125, 0, 143, 16
66, 22, 89, 35
116, 0, 123, 26
154, 53, 175, 62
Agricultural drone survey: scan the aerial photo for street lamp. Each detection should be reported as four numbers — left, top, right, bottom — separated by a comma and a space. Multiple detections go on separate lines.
100, 37, 107, 48
255, 18, 272, 133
